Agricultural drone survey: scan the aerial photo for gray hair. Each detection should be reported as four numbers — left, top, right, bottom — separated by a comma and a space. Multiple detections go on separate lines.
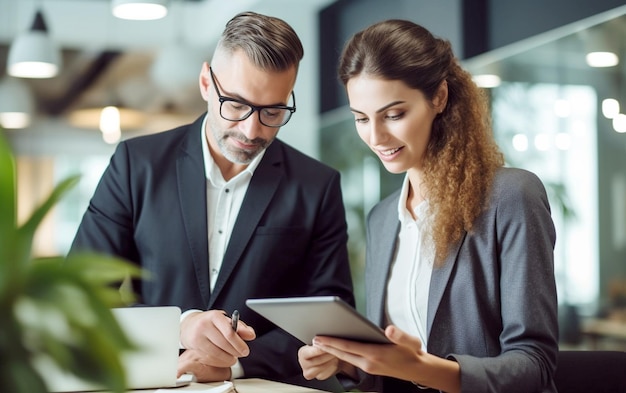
216, 11, 304, 72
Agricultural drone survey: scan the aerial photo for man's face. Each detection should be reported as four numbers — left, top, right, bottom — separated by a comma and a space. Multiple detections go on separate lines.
200, 50, 297, 165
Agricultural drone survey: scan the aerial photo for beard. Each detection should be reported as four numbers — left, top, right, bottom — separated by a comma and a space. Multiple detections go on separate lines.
216, 129, 273, 164
206, 108, 276, 165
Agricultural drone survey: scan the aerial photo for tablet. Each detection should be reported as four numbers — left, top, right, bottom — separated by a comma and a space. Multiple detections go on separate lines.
246, 296, 390, 344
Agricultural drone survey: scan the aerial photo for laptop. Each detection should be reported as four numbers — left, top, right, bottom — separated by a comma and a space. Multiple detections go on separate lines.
37, 306, 187, 392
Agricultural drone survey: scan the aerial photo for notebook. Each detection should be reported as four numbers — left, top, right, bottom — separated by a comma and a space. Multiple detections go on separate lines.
37, 306, 187, 392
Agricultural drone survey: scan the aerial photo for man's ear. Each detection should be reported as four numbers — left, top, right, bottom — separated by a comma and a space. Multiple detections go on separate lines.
434, 79, 448, 113
199, 62, 211, 101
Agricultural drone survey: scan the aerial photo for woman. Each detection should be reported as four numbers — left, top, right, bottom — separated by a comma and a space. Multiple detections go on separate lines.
298, 20, 558, 393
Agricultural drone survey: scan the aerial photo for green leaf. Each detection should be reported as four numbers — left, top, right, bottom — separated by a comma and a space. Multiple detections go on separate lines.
17, 175, 80, 262
0, 133, 16, 239
0, 131, 144, 393
0, 133, 17, 301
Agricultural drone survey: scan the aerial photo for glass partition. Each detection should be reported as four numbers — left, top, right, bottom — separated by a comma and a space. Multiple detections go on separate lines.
463, 5, 626, 316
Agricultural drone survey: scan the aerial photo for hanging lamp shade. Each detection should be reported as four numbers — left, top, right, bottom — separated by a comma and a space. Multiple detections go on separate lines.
112, 0, 169, 20
0, 77, 35, 129
7, 10, 61, 79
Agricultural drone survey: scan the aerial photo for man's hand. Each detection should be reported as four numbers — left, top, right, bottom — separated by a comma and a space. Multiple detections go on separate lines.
180, 310, 256, 368
177, 349, 231, 382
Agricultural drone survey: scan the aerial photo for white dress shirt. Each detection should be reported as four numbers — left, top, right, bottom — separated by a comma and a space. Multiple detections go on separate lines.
180, 115, 265, 378
385, 174, 434, 351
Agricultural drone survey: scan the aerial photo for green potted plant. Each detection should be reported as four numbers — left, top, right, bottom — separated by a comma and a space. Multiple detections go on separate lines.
0, 131, 142, 393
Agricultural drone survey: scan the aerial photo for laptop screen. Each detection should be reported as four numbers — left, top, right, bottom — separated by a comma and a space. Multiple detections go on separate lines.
38, 306, 182, 392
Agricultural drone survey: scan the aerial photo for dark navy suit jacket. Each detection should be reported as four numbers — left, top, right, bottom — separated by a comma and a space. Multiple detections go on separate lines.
71, 114, 354, 388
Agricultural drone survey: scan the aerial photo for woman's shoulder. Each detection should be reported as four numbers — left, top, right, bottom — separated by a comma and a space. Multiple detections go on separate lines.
491, 167, 550, 209
494, 166, 542, 187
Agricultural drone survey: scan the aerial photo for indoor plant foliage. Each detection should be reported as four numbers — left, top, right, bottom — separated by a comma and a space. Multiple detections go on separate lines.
0, 133, 142, 393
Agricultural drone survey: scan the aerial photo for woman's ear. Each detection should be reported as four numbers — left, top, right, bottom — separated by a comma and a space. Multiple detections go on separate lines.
434, 79, 448, 113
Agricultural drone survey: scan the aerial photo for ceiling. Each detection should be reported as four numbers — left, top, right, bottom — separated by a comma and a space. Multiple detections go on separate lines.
464, 5, 626, 87
0, 0, 335, 135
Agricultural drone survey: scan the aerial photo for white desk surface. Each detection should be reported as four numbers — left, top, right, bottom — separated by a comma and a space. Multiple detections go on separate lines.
129, 378, 329, 393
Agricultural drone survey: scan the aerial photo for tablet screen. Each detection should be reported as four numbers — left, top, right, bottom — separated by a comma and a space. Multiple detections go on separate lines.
246, 296, 390, 344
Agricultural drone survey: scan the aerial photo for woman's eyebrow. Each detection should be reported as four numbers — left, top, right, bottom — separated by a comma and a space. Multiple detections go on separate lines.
350, 100, 406, 114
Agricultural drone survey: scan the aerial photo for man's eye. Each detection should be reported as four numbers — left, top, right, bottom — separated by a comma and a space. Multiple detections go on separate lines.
227, 101, 248, 111
262, 109, 280, 118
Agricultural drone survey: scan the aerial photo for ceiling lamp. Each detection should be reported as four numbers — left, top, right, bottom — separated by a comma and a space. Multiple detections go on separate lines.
7, 10, 61, 79
68, 106, 146, 132
472, 74, 501, 89
585, 51, 619, 68
112, 0, 169, 20
0, 77, 35, 129
99, 106, 122, 144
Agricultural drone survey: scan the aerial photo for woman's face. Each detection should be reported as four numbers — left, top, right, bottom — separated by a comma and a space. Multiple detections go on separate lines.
346, 74, 445, 174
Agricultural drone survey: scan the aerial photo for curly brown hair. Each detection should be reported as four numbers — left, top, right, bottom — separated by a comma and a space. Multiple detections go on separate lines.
339, 19, 504, 264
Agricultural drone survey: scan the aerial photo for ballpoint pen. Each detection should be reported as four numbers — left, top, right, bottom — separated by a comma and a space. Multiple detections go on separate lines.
231, 309, 239, 331
230, 310, 240, 393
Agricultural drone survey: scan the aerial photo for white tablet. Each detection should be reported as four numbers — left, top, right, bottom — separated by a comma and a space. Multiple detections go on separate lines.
246, 296, 390, 344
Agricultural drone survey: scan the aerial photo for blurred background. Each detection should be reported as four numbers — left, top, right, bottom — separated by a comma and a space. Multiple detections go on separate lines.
1, 0, 625, 352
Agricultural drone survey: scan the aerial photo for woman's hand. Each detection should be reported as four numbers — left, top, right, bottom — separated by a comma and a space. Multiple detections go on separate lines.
298, 344, 358, 381
311, 325, 425, 381
310, 325, 460, 392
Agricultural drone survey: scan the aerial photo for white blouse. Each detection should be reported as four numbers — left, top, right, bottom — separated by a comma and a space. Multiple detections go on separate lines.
385, 174, 435, 350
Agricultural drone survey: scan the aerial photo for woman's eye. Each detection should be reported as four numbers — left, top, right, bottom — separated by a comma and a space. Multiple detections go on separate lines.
355, 117, 368, 124
386, 112, 404, 121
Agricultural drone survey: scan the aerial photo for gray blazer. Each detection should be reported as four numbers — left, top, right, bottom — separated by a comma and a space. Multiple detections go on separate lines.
363, 167, 558, 393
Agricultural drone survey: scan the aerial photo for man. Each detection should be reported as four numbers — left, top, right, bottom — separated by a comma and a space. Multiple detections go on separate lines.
70, 11, 354, 389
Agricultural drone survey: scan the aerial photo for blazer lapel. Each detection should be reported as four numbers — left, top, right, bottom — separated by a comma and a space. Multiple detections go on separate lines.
208, 141, 285, 307
426, 231, 466, 337
367, 193, 401, 326
177, 115, 211, 306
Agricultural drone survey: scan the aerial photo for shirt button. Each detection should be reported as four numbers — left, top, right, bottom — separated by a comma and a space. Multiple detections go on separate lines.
218, 229, 223, 234
211, 269, 218, 275
225, 188, 230, 193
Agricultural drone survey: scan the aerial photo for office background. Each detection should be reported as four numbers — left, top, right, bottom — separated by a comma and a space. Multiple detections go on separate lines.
1, 0, 625, 350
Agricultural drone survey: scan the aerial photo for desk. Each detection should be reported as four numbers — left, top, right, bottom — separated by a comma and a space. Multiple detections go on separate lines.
129, 379, 329, 393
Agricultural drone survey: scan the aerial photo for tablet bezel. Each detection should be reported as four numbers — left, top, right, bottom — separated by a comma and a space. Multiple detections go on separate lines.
246, 296, 390, 344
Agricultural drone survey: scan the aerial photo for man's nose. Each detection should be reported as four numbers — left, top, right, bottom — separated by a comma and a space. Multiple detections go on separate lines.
238, 111, 264, 140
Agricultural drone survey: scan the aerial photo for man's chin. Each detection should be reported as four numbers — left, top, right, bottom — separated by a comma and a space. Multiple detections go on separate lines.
224, 149, 260, 165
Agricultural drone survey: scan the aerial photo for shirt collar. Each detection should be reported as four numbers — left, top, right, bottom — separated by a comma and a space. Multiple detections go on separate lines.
200, 114, 265, 186
397, 173, 430, 224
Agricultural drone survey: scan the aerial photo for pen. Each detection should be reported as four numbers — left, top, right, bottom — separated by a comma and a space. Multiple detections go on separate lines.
231, 309, 239, 331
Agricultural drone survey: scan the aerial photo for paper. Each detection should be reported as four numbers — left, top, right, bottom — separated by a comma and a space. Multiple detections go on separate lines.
155, 380, 235, 393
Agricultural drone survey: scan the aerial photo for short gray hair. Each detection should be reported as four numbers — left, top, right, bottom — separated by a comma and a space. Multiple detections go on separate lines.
216, 11, 303, 72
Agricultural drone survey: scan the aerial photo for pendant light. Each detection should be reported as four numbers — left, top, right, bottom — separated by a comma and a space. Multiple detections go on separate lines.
7, 9, 61, 79
0, 77, 35, 129
111, 0, 169, 21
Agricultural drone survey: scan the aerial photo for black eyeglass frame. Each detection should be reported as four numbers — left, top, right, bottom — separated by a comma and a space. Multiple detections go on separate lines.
209, 66, 296, 128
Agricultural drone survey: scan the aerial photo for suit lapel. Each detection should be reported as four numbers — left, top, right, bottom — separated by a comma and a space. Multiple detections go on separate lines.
426, 231, 465, 337
368, 194, 401, 326
208, 141, 285, 307
177, 115, 211, 306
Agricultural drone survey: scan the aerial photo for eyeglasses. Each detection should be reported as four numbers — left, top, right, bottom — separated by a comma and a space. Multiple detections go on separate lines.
209, 67, 296, 128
